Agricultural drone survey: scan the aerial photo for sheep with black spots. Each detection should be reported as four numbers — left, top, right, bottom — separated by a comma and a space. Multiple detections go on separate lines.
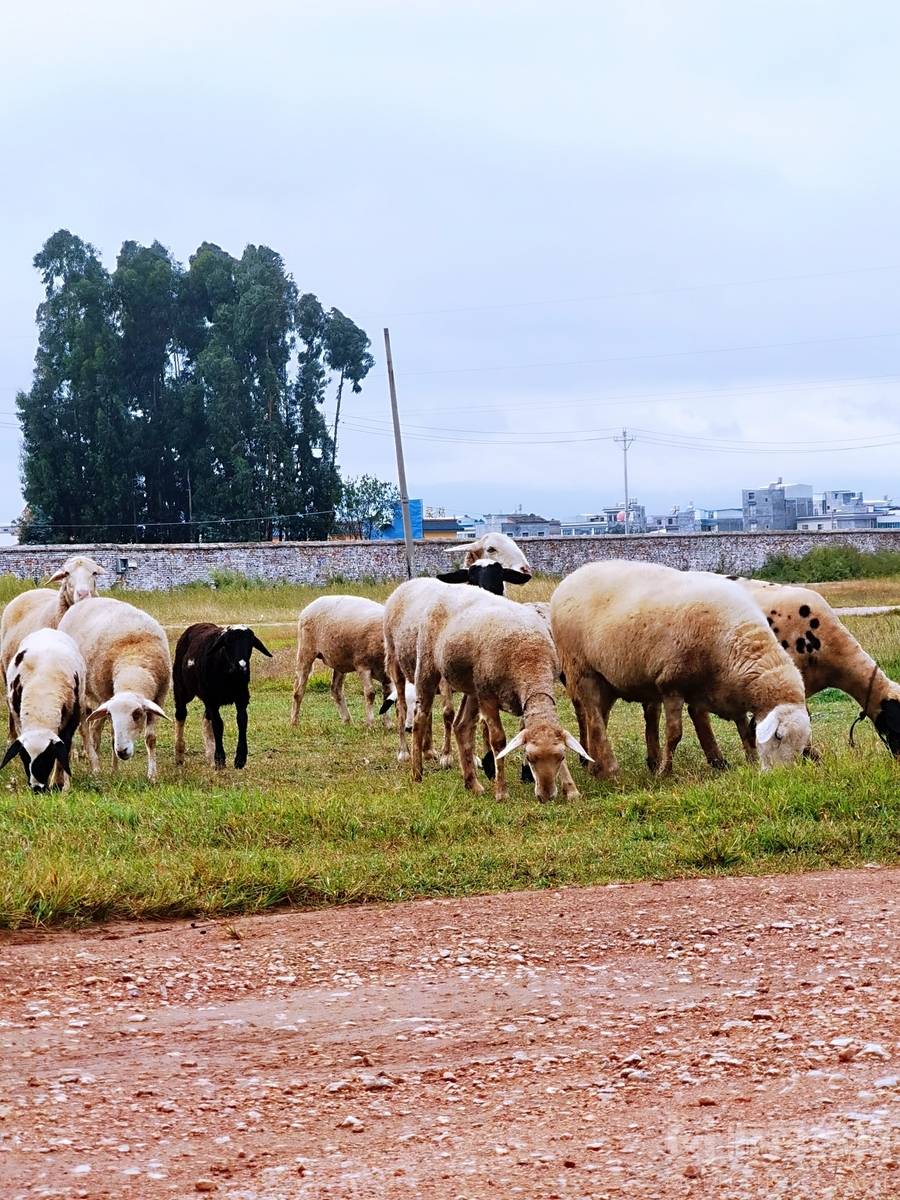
550, 560, 811, 777
442, 533, 533, 576
59, 597, 171, 781
1, 628, 85, 792
671, 577, 900, 765
174, 623, 272, 769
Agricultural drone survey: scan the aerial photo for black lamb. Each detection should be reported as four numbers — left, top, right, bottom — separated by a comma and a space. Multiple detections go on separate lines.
173, 623, 272, 769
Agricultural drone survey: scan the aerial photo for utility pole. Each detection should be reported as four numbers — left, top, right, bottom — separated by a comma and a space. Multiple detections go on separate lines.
613, 427, 635, 536
383, 328, 416, 578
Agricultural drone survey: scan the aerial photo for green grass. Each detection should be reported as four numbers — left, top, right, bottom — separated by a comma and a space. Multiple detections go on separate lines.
0, 580, 898, 929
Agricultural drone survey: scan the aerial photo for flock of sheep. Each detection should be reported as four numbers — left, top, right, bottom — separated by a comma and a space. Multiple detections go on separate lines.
2, 534, 899, 796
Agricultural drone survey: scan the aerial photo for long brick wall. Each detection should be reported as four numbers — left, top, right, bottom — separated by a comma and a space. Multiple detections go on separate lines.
1, 529, 898, 591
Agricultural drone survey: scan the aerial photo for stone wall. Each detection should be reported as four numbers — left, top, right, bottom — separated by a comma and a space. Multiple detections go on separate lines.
1, 529, 898, 591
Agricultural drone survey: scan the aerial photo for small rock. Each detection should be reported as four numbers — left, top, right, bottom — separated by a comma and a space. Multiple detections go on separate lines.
697, 1097, 718, 1107
874, 1076, 899, 1089
859, 1043, 889, 1060
683, 1163, 702, 1179
338, 1115, 364, 1132
194, 1182, 217, 1193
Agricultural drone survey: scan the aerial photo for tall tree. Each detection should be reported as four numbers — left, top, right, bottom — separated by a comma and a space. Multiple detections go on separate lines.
336, 474, 400, 539
17, 230, 131, 542
324, 308, 374, 473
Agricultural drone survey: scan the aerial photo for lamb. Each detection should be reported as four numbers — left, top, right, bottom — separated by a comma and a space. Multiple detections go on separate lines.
291, 596, 404, 729
58, 597, 171, 781
1, 628, 85, 792
669, 577, 900, 765
550, 561, 811, 776
174, 624, 272, 769
443, 533, 533, 576
0, 556, 104, 730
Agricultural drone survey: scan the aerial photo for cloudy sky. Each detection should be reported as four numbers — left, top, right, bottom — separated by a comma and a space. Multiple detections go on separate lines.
2, 0, 899, 525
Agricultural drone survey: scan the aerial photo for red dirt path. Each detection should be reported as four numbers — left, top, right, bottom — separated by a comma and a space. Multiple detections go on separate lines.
1, 868, 897, 1199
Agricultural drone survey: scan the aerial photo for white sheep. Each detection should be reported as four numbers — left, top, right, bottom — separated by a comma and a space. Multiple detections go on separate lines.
58, 597, 171, 781
443, 533, 533, 576
1, 628, 86, 792
0, 556, 105, 731
291, 595, 411, 729
670, 576, 900, 765
385, 579, 588, 797
550, 561, 811, 775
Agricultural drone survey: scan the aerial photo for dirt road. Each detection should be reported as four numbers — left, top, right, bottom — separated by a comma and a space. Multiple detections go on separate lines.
1, 868, 897, 1199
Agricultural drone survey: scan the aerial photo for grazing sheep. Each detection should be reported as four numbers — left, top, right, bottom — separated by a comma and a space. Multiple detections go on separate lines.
399, 583, 588, 799
59, 597, 171, 781
671, 577, 900, 765
291, 596, 399, 729
443, 533, 533, 576
1, 628, 85, 792
174, 624, 272, 769
0, 556, 104, 730
550, 561, 811, 776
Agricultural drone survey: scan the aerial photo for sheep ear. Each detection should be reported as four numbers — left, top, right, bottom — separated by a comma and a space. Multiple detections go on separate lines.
87, 703, 111, 725
379, 695, 396, 715
444, 541, 480, 555
0, 740, 22, 771
437, 570, 469, 584
564, 730, 593, 761
55, 740, 71, 774
48, 568, 69, 583
755, 711, 780, 744
142, 700, 170, 721
495, 730, 526, 761
251, 635, 273, 658
501, 569, 532, 585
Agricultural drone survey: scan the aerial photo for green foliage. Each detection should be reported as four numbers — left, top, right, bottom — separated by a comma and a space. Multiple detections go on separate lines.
336, 474, 400, 539
758, 544, 900, 583
16, 231, 373, 544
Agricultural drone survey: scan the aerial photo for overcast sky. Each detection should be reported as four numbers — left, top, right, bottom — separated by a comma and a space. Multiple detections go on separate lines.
2, 0, 899, 525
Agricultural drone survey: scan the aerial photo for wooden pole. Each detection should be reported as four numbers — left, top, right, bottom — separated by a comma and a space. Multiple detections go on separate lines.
383, 328, 415, 578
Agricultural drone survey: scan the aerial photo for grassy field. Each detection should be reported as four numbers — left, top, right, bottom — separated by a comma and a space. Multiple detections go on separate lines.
0, 575, 898, 929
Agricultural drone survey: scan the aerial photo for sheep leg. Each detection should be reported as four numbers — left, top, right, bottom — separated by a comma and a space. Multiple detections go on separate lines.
659, 696, 683, 775
209, 709, 227, 769
480, 698, 509, 801
174, 697, 188, 767
201, 716, 217, 766
388, 662, 411, 762
233, 703, 248, 769
439, 681, 455, 769
411, 676, 438, 783
453, 693, 484, 795
359, 668, 377, 730
687, 704, 728, 769
557, 758, 580, 799
145, 715, 159, 783
643, 702, 661, 772
381, 681, 394, 729
330, 671, 351, 724
290, 644, 315, 726
736, 714, 758, 764
570, 673, 618, 778
82, 717, 101, 774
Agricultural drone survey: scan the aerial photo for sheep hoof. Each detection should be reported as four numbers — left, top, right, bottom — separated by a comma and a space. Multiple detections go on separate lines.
467, 779, 485, 796
397, 750, 410, 763
646, 757, 659, 772
233, 756, 246, 769
424, 749, 438, 761
214, 757, 226, 770
439, 754, 453, 769
710, 757, 728, 770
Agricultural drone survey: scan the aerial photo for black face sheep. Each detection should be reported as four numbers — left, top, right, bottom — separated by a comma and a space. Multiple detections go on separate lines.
174, 624, 272, 769
437, 561, 532, 594
1, 628, 86, 792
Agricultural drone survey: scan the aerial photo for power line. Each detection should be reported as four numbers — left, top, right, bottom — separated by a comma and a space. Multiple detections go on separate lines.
21, 508, 337, 533
361, 262, 900, 320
